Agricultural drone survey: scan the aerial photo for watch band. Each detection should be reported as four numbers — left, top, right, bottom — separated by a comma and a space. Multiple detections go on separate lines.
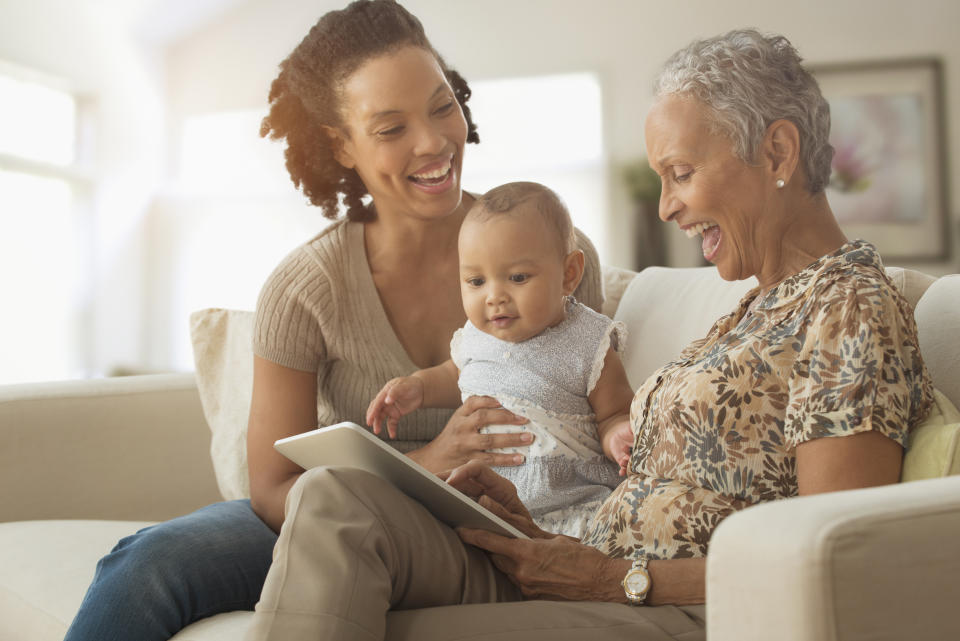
622, 552, 651, 605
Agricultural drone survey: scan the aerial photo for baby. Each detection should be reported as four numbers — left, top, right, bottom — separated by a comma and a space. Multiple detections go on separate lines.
366, 181, 634, 538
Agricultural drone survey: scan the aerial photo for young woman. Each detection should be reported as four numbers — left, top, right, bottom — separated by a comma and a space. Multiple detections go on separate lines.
63, 2, 603, 640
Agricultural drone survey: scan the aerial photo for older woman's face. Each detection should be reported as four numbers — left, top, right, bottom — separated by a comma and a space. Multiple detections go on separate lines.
645, 96, 770, 282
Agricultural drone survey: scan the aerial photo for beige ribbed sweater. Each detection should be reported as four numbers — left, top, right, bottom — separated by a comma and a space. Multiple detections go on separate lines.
253, 219, 604, 451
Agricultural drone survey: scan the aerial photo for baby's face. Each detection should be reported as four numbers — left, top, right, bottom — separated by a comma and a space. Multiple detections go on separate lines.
458, 208, 570, 343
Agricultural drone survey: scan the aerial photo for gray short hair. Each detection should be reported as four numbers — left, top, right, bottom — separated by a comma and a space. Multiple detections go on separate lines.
654, 28, 833, 193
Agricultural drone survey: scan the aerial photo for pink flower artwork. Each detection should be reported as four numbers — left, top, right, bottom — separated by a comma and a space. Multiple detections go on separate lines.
826, 93, 927, 224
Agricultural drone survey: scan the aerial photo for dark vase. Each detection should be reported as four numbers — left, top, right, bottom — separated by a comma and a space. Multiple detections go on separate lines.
634, 199, 667, 270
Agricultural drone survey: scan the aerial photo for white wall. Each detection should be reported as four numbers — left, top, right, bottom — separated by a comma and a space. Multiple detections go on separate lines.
2, 0, 958, 377
0, 0, 166, 375
166, 0, 960, 275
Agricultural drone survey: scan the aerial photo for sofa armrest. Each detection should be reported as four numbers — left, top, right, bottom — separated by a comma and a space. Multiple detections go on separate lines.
0, 373, 223, 522
707, 475, 960, 641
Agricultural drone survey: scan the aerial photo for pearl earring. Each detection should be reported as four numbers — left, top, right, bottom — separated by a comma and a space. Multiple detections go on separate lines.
776, 179, 785, 189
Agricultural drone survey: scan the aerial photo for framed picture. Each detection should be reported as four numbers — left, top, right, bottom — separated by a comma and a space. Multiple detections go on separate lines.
810, 58, 949, 261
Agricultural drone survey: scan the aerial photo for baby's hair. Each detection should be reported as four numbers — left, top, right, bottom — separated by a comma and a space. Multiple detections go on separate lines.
470, 182, 575, 257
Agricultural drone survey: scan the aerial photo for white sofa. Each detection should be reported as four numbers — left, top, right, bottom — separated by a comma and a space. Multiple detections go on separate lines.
1, 265, 958, 641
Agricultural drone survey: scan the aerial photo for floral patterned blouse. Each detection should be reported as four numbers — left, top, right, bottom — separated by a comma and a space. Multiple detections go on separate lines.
581, 240, 933, 559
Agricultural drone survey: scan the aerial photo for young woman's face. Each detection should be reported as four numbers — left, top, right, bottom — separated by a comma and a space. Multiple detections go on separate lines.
334, 46, 469, 222
458, 210, 577, 343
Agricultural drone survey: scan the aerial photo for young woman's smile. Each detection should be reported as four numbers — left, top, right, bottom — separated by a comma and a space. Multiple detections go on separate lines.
408, 155, 455, 193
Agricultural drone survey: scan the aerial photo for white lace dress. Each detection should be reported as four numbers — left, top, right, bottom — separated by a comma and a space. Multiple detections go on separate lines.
451, 298, 626, 538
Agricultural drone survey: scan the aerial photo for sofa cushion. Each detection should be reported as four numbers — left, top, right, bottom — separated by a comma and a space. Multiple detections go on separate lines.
915, 274, 960, 411
0, 520, 152, 641
0, 519, 259, 641
170, 612, 254, 640
599, 264, 637, 319
883, 266, 937, 310
613, 267, 756, 387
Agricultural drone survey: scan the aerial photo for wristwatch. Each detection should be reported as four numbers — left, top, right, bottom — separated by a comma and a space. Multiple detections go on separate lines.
622, 553, 651, 605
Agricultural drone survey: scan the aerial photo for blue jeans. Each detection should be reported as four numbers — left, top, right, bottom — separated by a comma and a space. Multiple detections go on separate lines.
64, 499, 276, 641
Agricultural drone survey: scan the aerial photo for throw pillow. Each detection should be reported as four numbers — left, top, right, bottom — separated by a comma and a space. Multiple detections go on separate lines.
901, 388, 960, 482
190, 308, 255, 500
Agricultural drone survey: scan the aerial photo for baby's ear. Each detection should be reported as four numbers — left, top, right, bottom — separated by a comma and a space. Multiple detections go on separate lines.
562, 249, 585, 295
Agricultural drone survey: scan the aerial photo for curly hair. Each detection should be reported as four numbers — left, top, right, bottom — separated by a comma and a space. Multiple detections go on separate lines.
260, 0, 479, 221
654, 29, 833, 193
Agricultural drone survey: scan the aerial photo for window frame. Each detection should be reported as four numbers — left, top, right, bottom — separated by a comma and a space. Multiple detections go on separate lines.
0, 60, 97, 382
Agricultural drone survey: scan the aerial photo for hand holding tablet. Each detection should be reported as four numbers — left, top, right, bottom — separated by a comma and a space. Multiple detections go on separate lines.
274, 422, 528, 539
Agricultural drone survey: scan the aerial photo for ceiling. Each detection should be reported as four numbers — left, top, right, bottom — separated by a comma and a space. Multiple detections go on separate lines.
128, 0, 249, 45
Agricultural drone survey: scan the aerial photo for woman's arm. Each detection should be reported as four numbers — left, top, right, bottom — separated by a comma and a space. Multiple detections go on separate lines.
247, 355, 318, 533
458, 530, 706, 605
449, 461, 705, 604
796, 430, 903, 495
789, 271, 928, 495
455, 428, 906, 607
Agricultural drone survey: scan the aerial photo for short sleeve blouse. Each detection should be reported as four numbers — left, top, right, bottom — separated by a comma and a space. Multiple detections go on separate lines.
581, 240, 933, 560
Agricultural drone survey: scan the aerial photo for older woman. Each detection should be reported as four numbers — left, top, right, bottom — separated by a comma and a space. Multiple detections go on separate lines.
246, 29, 932, 641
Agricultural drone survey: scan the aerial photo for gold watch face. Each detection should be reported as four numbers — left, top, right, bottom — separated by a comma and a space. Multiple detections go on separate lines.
624, 569, 650, 597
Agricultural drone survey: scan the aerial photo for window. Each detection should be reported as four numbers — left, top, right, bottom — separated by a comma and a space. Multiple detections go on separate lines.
462, 72, 608, 259
159, 110, 329, 370
0, 63, 91, 384
177, 110, 293, 198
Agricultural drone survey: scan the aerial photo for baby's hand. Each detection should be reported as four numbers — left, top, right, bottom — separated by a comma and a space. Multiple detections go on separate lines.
366, 376, 425, 439
603, 420, 634, 476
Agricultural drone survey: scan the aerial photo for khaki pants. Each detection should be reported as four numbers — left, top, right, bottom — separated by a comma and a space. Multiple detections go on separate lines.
247, 467, 706, 641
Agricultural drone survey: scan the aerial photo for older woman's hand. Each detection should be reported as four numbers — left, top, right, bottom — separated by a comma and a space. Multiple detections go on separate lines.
446, 460, 626, 602
441, 460, 548, 539
457, 526, 624, 601
406, 396, 532, 474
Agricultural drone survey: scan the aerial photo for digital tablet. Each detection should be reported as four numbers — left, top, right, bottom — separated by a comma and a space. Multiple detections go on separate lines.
274, 422, 527, 539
